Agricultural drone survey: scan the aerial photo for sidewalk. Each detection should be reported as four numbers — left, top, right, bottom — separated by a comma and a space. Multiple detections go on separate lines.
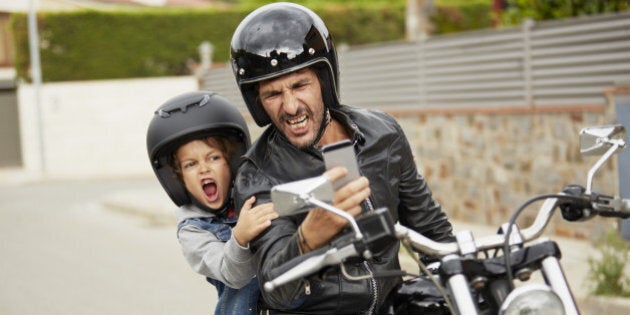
102, 182, 629, 314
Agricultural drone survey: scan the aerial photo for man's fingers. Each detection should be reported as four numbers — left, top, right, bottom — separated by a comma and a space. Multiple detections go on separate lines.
335, 176, 369, 200
323, 166, 348, 183
343, 176, 369, 193
336, 187, 370, 211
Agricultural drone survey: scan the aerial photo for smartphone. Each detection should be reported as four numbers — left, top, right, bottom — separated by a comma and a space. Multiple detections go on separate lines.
322, 139, 361, 190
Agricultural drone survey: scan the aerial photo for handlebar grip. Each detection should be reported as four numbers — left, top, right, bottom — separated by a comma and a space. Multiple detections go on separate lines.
594, 196, 630, 219
617, 198, 630, 218
264, 244, 360, 292
264, 254, 328, 292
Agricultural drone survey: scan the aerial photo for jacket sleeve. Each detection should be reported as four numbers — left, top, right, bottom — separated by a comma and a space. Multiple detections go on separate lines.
234, 161, 312, 310
393, 122, 454, 242
177, 224, 256, 289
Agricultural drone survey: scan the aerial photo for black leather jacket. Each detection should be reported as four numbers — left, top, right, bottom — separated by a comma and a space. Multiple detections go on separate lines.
234, 105, 453, 314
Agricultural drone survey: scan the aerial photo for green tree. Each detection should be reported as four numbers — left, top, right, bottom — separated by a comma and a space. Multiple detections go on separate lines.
501, 0, 630, 25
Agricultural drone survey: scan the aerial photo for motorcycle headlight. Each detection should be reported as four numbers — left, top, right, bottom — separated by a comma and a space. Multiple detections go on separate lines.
499, 284, 564, 315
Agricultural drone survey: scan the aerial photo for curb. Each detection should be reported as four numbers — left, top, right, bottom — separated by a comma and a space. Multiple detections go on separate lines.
100, 187, 176, 227
578, 295, 630, 314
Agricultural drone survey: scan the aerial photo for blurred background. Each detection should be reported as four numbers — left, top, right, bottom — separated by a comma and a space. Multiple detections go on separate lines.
1, 0, 629, 314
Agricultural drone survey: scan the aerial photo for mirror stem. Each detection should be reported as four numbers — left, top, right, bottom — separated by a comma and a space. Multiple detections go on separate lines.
586, 139, 623, 194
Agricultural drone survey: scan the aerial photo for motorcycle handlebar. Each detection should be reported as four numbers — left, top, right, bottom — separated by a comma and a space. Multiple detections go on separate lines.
398, 196, 630, 257
394, 197, 562, 257
264, 195, 630, 291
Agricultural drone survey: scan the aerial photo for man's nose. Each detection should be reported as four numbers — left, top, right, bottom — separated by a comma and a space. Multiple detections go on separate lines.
281, 90, 299, 115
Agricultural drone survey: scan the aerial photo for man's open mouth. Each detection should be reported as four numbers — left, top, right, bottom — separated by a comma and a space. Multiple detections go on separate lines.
287, 114, 308, 129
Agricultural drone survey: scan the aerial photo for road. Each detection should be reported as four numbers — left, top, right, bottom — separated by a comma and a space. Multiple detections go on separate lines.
0, 176, 215, 315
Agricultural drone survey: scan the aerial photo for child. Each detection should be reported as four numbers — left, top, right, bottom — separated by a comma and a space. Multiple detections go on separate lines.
146, 91, 277, 314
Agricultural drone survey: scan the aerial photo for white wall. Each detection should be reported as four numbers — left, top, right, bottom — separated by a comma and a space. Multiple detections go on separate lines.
17, 76, 198, 180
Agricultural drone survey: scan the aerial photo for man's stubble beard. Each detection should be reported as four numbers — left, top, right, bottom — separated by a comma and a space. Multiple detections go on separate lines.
276, 105, 326, 150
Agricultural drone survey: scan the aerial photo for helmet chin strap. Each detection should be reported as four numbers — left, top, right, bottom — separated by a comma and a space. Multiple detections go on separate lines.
311, 107, 331, 148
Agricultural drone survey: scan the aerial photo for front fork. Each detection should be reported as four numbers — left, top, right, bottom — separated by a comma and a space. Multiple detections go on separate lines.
440, 243, 580, 315
442, 255, 478, 315
541, 256, 579, 315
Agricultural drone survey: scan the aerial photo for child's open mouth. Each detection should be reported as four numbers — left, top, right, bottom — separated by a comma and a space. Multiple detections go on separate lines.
202, 179, 218, 202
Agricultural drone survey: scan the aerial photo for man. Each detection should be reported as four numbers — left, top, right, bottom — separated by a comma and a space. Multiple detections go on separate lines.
230, 2, 454, 314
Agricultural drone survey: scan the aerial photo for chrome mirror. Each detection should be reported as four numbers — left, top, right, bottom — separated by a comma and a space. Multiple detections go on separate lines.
579, 124, 626, 156
271, 176, 333, 217
270, 176, 364, 241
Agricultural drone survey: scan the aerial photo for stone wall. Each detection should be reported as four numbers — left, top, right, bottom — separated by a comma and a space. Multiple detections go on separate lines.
389, 103, 620, 241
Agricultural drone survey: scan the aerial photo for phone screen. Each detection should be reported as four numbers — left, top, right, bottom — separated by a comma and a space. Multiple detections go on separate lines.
322, 139, 361, 190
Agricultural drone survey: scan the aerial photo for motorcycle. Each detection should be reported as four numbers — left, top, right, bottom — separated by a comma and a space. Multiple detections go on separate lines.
265, 124, 629, 315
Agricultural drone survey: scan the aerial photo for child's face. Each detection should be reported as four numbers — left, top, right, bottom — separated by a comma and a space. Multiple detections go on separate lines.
175, 138, 231, 210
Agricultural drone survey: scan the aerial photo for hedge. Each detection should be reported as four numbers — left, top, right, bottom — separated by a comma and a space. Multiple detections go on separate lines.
11, 2, 491, 82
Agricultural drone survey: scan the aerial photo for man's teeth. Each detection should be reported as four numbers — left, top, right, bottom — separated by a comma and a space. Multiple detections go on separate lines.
288, 115, 307, 128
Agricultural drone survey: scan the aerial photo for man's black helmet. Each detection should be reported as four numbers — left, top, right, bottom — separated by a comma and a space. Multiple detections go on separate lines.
230, 2, 339, 126
146, 91, 250, 206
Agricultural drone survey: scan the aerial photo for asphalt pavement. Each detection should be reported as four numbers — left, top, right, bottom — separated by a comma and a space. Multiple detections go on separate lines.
1, 172, 627, 314
0, 174, 215, 315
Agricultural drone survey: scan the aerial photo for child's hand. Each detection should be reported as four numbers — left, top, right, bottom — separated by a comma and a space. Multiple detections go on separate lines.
233, 196, 278, 247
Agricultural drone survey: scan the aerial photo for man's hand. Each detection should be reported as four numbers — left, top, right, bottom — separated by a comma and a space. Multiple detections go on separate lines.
298, 167, 371, 252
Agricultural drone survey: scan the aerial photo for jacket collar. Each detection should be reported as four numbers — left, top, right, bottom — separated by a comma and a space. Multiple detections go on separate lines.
330, 106, 366, 146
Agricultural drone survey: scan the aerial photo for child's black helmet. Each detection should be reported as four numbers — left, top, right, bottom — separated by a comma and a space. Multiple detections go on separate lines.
146, 91, 250, 206
230, 2, 339, 127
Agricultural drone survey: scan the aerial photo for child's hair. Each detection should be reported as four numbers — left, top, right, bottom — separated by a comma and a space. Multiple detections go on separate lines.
170, 135, 237, 180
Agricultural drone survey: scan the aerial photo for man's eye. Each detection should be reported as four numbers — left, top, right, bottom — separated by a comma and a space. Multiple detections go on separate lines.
183, 161, 196, 169
263, 92, 280, 101
293, 81, 310, 89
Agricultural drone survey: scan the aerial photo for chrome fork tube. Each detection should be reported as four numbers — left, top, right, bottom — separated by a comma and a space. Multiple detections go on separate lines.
443, 255, 478, 315
541, 256, 580, 315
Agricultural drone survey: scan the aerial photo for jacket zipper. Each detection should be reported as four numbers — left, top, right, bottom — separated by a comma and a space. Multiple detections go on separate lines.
363, 261, 378, 314
304, 279, 311, 295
